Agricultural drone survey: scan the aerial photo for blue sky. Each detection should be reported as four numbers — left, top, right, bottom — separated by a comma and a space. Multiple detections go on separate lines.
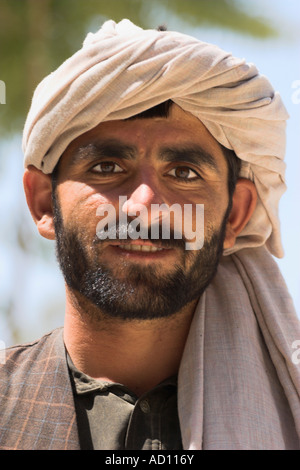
0, 0, 299, 346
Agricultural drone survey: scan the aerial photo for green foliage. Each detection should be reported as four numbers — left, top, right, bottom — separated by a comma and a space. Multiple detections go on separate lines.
0, 0, 278, 136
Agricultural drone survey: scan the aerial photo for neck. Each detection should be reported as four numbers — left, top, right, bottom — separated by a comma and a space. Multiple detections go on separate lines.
63, 289, 197, 396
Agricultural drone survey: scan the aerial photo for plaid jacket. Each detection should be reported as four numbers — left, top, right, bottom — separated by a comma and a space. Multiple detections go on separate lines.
0, 328, 80, 450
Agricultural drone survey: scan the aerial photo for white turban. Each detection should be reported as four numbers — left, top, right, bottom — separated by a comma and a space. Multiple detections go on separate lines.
22, 19, 289, 258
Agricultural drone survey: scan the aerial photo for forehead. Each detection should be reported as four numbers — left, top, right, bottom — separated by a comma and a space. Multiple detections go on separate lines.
60, 104, 227, 172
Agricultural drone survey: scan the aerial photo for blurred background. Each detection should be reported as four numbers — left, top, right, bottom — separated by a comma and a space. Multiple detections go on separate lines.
0, 0, 299, 347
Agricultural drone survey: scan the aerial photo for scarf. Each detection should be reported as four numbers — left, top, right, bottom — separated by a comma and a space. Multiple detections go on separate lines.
179, 246, 300, 449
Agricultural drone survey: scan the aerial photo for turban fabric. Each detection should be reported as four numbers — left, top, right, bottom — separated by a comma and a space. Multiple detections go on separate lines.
22, 20, 300, 449
23, 19, 289, 258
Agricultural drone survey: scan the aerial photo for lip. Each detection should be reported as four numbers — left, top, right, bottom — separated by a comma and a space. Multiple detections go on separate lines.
107, 242, 174, 259
108, 240, 170, 249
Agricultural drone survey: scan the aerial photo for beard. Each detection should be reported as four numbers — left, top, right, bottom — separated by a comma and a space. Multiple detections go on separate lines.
53, 192, 230, 322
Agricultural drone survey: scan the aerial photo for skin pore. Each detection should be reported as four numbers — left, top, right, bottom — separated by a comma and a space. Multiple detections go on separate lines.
23, 104, 257, 396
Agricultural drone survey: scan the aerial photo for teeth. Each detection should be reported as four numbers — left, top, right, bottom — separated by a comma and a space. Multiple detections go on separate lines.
118, 244, 164, 252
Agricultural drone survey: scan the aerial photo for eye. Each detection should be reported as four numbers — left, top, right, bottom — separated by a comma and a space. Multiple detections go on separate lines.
92, 161, 123, 174
167, 166, 200, 180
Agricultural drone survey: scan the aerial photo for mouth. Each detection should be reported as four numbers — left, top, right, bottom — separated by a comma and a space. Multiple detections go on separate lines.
107, 240, 174, 258
117, 244, 165, 253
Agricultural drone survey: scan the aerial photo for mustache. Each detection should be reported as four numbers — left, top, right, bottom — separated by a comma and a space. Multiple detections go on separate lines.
94, 221, 186, 250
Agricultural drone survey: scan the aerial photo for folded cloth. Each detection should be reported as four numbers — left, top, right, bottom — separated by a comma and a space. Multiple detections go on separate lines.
179, 246, 300, 449
22, 19, 289, 258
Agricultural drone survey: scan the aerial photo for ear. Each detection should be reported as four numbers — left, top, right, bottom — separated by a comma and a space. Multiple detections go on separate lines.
23, 166, 56, 240
223, 178, 257, 249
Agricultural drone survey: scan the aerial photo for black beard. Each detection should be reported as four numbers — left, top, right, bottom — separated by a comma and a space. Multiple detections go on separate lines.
53, 192, 229, 322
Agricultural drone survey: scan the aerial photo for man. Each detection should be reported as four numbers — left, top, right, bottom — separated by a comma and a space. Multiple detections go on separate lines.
0, 19, 299, 450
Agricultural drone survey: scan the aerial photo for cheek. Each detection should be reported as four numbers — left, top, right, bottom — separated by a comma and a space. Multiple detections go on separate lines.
162, 184, 228, 243
187, 186, 228, 221
57, 183, 113, 232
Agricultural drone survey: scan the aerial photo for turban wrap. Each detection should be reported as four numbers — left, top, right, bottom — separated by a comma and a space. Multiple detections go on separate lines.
22, 20, 300, 449
23, 19, 289, 258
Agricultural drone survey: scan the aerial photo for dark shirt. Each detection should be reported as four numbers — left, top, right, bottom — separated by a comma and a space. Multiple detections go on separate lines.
67, 355, 183, 450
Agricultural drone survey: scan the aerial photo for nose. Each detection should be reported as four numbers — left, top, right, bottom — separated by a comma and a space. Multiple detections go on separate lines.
121, 183, 159, 217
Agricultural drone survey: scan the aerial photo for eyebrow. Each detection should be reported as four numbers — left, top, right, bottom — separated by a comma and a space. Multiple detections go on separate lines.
69, 140, 221, 175
159, 145, 221, 175
69, 140, 137, 166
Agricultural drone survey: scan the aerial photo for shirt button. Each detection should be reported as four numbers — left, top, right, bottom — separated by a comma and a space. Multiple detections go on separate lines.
139, 399, 151, 413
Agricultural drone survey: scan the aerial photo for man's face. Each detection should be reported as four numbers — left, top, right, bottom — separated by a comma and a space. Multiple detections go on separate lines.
53, 105, 231, 321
